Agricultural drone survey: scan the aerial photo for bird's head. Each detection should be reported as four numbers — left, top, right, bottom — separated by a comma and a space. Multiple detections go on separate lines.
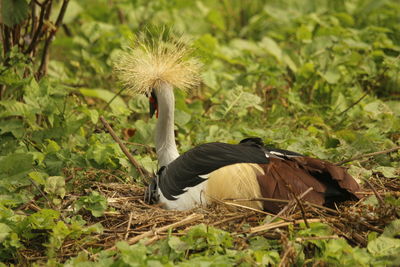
114, 34, 201, 116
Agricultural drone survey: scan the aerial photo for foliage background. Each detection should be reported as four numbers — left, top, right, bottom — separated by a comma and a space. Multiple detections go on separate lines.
0, 0, 399, 265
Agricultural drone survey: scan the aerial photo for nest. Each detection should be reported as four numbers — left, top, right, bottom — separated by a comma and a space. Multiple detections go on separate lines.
18, 168, 400, 264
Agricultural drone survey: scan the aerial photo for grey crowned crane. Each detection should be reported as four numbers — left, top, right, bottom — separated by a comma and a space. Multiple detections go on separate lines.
115, 38, 361, 212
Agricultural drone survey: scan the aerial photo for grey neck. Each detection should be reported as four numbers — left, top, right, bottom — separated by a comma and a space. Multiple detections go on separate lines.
154, 82, 180, 167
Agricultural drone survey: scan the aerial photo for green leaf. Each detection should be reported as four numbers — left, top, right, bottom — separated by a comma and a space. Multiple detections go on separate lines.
79, 88, 127, 114
383, 219, 400, 238
296, 25, 312, 42
0, 223, 12, 243
260, 37, 282, 61
0, 153, 33, 178
206, 10, 226, 31
28, 209, 60, 230
373, 166, 398, 178
45, 176, 66, 199
368, 236, 400, 257
75, 191, 107, 217
323, 67, 340, 84
175, 110, 191, 127
45, 139, 61, 153
1, 0, 29, 27
28, 172, 47, 185
0, 119, 25, 138
168, 236, 190, 252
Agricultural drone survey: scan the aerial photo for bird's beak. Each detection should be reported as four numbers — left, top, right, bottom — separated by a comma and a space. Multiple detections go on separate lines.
149, 90, 158, 118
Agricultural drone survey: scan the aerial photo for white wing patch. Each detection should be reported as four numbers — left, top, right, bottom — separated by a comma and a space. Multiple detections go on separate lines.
158, 181, 208, 210
198, 174, 210, 179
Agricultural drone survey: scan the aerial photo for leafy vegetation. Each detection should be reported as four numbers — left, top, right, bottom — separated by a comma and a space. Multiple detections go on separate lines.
0, 0, 399, 265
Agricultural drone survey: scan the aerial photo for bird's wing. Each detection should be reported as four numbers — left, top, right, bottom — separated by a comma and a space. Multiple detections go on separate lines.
255, 157, 360, 213
158, 142, 269, 200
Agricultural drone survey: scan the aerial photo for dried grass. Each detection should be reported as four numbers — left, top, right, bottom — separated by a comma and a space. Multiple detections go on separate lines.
19, 169, 400, 264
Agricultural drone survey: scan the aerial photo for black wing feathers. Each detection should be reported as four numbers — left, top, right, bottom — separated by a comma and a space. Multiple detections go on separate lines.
159, 142, 269, 200
157, 137, 360, 210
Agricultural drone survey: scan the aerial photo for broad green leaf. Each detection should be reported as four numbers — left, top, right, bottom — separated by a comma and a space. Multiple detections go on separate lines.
260, 37, 282, 61
368, 236, 400, 257
323, 67, 340, 84
0, 153, 33, 177
75, 191, 107, 217
383, 219, 400, 238
175, 110, 191, 127
28, 172, 47, 185
1, 0, 29, 27
168, 236, 190, 252
45, 139, 61, 153
79, 88, 127, 114
0, 223, 12, 242
45, 176, 66, 199
28, 209, 60, 230
373, 166, 398, 178
206, 10, 225, 31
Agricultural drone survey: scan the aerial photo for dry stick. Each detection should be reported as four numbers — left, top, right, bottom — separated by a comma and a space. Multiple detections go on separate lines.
124, 212, 134, 240
250, 218, 321, 234
207, 193, 287, 219
37, 0, 70, 79
336, 146, 400, 165
289, 186, 310, 228
212, 213, 252, 227
107, 213, 204, 250
265, 187, 314, 226
362, 178, 385, 206
227, 197, 338, 214
25, 0, 51, 55
222, 201, 277, 217
278, 248, 291, 267
294, 235, 339, 242
145, 213, 254, 246
28, 177, 66, 221
99, 116, 152, 181
338, 91, 368, 117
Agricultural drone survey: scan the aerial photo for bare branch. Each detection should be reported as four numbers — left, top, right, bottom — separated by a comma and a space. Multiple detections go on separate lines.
336, 146, 400, 165
37, 0, 70, 79
99, 116, 153, 182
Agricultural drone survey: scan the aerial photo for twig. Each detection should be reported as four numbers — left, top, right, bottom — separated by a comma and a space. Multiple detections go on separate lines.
37, 0, 70, 79
124, 212, 134, 240
289, 186, 310, 228
222, 201, 277, 217
211, 213, 253, 227
99, 116, 152, 182
295, 235, 339, 242
226, 197, 290, 205
226, 197, 338, 214
107, 213, 204, 250
207, 192, 289, 220
336, 146, 400, 165
338, 91, 368, 117
25, 0, 51, 55
278, 247, 291, 267
250, 218, 321, 234
265, 187, 314, 225
362, 178, 385, 206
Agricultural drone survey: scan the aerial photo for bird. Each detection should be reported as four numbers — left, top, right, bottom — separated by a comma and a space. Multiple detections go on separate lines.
114, 36, 361, 212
